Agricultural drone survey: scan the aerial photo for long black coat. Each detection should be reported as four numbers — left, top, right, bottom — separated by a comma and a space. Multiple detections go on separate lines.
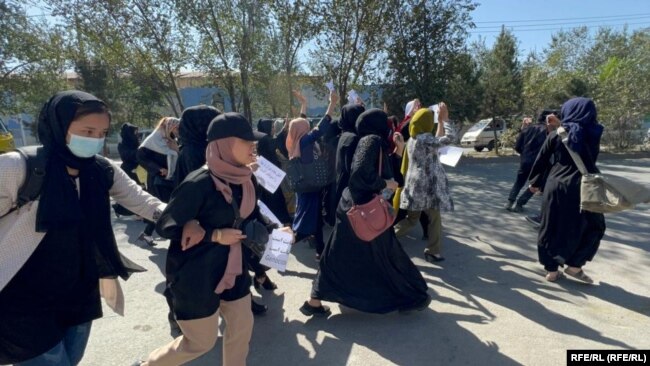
312, 134, 429, 313
528, 132, 606, 268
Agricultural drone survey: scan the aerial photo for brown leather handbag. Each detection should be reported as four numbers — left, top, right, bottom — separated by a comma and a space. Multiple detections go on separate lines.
346, 150, 396, 242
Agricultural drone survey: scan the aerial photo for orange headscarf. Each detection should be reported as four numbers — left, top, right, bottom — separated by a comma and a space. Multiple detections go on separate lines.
286, 118, 310, 159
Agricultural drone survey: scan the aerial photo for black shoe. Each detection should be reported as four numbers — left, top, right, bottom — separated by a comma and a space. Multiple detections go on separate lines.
424, 252, 445, 263
504, 200, 514, 210
525, 215, 541, 228
299, 301, 331, 317
509, 204, 524, 213
253, 275, 278, 291
399, 295, 432, 313
252, 300, 268, 315
138, 233, 157, 247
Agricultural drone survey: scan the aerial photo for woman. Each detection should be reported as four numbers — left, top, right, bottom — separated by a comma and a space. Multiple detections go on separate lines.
140, 113, 287, 366
175, 105, 221, 186
332, 103, 365, 222
256, 118, 291, 225
0, 90, 164, 365
394, 106, 454, 263
301, 108, 431, 317
137, 117, 180, 246
287, 91, 339, 258
113, 122, 142, 217
528, 97, 606, 283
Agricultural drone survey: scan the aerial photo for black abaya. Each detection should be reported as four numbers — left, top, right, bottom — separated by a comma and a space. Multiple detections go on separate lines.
312, 134, 429, 313
528, 132, 606, 271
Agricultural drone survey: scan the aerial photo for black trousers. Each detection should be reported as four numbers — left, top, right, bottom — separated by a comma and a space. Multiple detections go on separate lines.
508, 166, 534, 206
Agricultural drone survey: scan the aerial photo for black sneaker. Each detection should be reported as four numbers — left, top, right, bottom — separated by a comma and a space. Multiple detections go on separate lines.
138, 233, 157, 247
424, 252, 445, 263
509, 204, 524, 213
299, 301, 331, 317
504, 200, 514, 210
252, 299, 268, 315
525, 215, 541, 228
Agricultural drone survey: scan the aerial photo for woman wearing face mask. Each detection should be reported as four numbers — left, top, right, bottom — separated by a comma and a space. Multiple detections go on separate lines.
137, 117, 180, 246
0, 90, 165, 365
138, 113, 290, 366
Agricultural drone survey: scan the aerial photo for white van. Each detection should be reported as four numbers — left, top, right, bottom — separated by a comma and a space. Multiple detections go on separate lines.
460, 118, 506, 152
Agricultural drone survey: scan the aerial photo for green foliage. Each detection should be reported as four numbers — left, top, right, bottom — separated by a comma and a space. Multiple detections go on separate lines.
384, 0, 477, 117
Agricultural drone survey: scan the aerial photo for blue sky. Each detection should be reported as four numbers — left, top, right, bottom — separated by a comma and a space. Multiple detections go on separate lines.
469, 0, 650, 55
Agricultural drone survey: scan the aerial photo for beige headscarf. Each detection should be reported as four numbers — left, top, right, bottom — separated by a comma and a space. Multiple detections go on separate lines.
286, 118, 311, 159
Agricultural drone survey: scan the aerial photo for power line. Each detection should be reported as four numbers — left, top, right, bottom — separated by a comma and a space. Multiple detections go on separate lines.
468, 21, 650, 34
473, 15, 650, 29
473, 12, 650, 24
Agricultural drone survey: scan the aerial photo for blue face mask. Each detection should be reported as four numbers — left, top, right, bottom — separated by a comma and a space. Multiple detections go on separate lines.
67, 134, 105, 158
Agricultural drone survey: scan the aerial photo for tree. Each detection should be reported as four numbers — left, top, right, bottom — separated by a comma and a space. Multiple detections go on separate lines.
309, 0, 396, 102
0, 1, 68, 117
178, 0, 273, 121
481, 26, 522, 154
48, 0, 187, 116
269, 0, 320, 115
385, 0, 476, 113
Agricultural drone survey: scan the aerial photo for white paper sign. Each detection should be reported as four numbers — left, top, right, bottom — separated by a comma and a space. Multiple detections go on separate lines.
257, 200, 282, 226
438, 146, 463, 167
347, 89, 359, 104
253, 156, 286, 194
259, 229, 294, 272
429, 104, 440, 124
325, 80, 335, 91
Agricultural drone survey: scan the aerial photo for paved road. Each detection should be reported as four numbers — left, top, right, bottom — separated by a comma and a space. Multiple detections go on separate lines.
82, 157, 650, 366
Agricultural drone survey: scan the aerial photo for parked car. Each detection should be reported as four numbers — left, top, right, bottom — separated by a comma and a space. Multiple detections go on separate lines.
461, 118, 507, 152
0, 117, 15, 154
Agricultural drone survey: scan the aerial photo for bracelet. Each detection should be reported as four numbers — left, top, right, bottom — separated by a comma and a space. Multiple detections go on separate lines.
215, 229, 222, 243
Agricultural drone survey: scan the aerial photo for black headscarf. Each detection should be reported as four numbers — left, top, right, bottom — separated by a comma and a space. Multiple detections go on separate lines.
355, 108, 390, 147
179, 105, 221, 149
339, 104, 365, 133
257, 118, 274, 135
560, 97, 604, 157
36, 90, 110, 232
256, 119, 280, 165
120, 123, 139, 148
36, 90, 140, 279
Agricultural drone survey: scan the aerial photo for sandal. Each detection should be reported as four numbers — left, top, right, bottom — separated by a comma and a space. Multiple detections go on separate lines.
545, 271, 563, 282
299, 301, 331, 317
564, 268, 594, 284
254, 275, 278, 291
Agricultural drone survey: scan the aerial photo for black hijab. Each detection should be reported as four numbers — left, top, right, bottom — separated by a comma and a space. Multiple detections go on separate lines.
36, 90, 140, 279
36, 90, 110, 232
355, 108, 390, 148
179, 105, 221, 149
120, 123, 139, 148
257, 118, 274, 135
339, 104, 365, 133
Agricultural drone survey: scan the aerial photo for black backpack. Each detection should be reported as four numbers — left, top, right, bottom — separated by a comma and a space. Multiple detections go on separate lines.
12, 146, 114, 209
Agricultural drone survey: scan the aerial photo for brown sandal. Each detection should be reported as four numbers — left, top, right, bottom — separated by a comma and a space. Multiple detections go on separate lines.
545, 271, 563, 282
564, 268, 594, 284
